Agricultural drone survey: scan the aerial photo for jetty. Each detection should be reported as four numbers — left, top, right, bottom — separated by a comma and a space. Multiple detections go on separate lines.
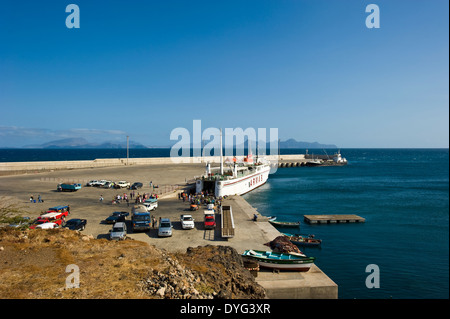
0, 152, 348, 176
304, 214, 365, 224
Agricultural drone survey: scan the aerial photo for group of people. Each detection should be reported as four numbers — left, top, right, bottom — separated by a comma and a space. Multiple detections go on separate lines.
29, 195, 43, 203
100, 191, 159, 206
179, 190, 224, 210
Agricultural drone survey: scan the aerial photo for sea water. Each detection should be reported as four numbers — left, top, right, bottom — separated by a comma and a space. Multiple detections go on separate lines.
243, 149, 449, 299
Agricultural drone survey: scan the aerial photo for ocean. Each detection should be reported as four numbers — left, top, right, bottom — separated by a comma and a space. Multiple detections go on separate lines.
243, 148, 449, 299
0, 148, 448, 299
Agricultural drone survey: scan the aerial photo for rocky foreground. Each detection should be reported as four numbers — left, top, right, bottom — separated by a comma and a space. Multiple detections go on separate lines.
0, 228, 265, 299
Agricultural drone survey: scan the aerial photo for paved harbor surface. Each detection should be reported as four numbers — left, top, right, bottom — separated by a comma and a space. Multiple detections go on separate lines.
0, 163, 338, 298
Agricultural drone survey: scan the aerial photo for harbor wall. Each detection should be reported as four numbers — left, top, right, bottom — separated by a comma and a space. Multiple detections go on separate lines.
0, 154, 307, 174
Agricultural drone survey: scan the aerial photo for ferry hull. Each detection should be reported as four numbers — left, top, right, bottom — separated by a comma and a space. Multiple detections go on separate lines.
196, 165, 270, 197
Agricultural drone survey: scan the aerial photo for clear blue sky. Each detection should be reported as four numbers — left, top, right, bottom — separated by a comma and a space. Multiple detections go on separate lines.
0, 0, 448, 148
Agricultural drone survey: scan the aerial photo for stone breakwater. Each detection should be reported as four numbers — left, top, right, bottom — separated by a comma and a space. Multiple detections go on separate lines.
0, 155, 306, 175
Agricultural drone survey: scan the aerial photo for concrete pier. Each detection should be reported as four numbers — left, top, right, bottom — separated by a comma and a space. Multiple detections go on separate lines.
0, 154, 308, 175
304, 214, 365, 224
227, 196, 338, 299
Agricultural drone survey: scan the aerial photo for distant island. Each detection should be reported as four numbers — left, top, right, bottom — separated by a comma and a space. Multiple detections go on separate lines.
279, 139, 337, 149
22, 138, 149, 149
20, 137, 337, 149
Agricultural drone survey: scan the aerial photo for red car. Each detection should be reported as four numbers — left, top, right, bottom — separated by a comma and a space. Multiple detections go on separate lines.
204, 211, 216, 230
29, 212, 65, 229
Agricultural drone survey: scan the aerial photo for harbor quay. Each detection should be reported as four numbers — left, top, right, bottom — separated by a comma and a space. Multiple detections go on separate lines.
0, 160, 338, 299
0, 152, 347, 176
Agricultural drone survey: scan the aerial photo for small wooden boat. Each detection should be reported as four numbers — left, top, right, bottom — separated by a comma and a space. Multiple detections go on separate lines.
241, 249, 315, 272
268, 217, 300, 228
283, 233, 322, 247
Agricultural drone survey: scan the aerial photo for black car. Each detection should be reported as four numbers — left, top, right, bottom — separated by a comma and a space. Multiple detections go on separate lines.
105, 211, 130, 224
63, 218, 87, 231
130, 182, 143, 190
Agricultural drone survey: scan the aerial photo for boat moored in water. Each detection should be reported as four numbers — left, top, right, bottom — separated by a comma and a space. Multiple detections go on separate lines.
195, 132, 271, 197
283, 233, 322, 247
268, 216, 300, 228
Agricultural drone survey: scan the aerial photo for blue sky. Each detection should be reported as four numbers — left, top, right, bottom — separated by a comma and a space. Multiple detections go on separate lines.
0, 0, 448, 148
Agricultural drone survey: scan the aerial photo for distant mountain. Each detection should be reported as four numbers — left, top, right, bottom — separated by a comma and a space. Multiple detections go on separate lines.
279, 139, 337, 149
23, 138, 149, 149
27, 137, 336, 149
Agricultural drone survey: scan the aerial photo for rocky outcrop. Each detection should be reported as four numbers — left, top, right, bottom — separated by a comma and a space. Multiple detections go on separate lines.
140, 245, 266, 299
173, 245, 265, 299
0, 228, 265, 299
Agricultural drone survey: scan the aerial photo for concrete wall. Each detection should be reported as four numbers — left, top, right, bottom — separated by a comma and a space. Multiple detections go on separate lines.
0, 154, 306, 173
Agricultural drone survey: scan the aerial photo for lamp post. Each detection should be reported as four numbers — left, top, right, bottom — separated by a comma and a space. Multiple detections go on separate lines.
126, 136, 129, 166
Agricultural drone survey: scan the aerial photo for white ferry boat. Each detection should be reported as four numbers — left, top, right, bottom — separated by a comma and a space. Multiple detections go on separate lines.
195, 153, 271, 197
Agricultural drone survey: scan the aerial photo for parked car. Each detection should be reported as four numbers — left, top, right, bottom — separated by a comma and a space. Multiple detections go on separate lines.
86, 180, 99, 186
109, 222, 127, 240
63, 218, 87, 231
130, 182, 143, 190
30, 212, 66, 229
204, 211, 216, 230
96, 180, 108, 187
57, 183, 82, 192
115, 181, 131, 188
47, 205, 70, 215
158, 218, 173, 237
105, 211, 129, 224
103, 181, 115, 188
143, 199, 158, 212
180, 214, 195, 230
36, 222, 58, 229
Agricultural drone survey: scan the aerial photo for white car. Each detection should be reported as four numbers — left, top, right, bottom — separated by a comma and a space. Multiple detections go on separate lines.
36, 222, 58, 229
116, 181, 131, 188
97, 180, 108, 187
87, 180, 99, 186
143, 199, 158, 211
180, 214, 195, 230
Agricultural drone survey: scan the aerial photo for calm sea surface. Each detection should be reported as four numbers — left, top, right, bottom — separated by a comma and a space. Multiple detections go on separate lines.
0, 148, 448, 299
243, 149, 449, 299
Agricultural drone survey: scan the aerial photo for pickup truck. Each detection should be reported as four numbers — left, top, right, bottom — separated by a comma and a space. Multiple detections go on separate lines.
204, 210, 216, 230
